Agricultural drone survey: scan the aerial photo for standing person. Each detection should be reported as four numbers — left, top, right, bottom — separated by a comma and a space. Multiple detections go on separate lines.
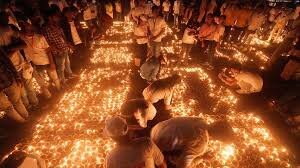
151, 117, 234, 168
182, 22, 197, 59
148, 6, 167, 58
143, 74, 181, 110
130, 0, 148, 23
213, 15, 226, 48
0, 12, 38, 108
162, 0, 171, 22
198, 14, 217, 66
21, 22, 61, 99
115, 0, 123, 21
43, 9, 75, 86
120, 99, 157, 129
62, 7, 86, 59
133, 15, 149, 66
83, 0, 98, 28
0, 47, 28, 123
173, 0, 180, 29
218, 68, 263, 94
233, 5, 253, 43
243, 7, 266, 42
104, 116, 167, 168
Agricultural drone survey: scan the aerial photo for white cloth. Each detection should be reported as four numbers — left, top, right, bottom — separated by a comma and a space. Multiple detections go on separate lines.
213, 24, 225, 42
69, 21, 82, 45
148, 17, 167, 42
182, 28, 197, 44
21, 34, 50, 65
0, 26, 24, 71
83, 3, 98, 21
105, 137, 164, 168
151, 117, 209, 168
134, 24, 149, 44
143, 83, 173, 105
235, 71, 263, 94
162, 1, 171, 12
173, 0, 180, 14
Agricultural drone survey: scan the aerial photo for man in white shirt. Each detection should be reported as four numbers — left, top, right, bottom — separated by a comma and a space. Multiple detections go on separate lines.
182, 23, 197, 58
218, 68, 263, 94
148, 6, 167, 57
143, 74, 181, 110
21, 22, 61, 99
104, 116, 167, 168
162, 0, 171, 21
151, 117, 234, 168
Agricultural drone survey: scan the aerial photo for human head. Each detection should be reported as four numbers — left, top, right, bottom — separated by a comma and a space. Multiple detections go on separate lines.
104, 116, 129, 143
219, 15, 226, 24
207, 121, 235, 143
0, 0, 10, 11
229, 68, 241, 77
0, 12, 9, 26
21, 22, 34, 36
152, 6, 161, 17
205, 13, 214, 24
63, 6, 77, 20
121, 99, 157, 128
46, 8, 61, 25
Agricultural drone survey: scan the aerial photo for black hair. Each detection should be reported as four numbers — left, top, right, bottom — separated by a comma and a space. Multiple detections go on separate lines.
121, 99, 149, 116
0, 12, 9, 25
0, 151, 27, 168
219, 15, 226, 20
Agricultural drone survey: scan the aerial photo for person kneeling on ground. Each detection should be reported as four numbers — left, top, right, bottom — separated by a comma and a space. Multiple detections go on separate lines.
218, 68, 263, 94
143, 74, 181, 110
151, 117, 235, 168
120, 99, 157, 129
104, 116, 167, 168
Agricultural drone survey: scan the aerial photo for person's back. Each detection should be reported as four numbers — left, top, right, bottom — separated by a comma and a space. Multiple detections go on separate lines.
106, 137, 165, 168
151, 117, 209, 152
140, 57, 160, 81
235, 71, 263, 94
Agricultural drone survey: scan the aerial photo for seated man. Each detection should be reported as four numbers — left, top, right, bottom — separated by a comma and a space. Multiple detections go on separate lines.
120, 99, 157, 129
151, 117, 235, 168
104, 116, 167, 168
218, 68, 263, 94
143, 74, 181, 110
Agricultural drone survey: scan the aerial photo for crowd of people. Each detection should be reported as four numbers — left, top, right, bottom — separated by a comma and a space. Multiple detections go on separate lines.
0, 0, 299, 167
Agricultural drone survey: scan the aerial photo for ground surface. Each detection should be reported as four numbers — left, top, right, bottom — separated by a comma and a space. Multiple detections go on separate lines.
0, 21, 299, 168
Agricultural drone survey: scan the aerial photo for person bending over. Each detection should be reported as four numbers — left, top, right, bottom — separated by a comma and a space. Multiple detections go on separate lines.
104, 116, 167, 168
218, 68, 263, 94
143, 74, 181, 110
151, 117, 234, 168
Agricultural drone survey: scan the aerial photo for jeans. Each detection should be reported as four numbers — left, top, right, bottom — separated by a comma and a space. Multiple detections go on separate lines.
33, 64, 61, 94
54, 51, 73, 84
0, 81, 28, 122
150, 42, 162, 58
21, 77, 39, 107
